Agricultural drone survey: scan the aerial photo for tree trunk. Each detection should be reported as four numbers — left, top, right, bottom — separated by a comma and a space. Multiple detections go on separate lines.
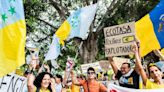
79, 32, 98, 64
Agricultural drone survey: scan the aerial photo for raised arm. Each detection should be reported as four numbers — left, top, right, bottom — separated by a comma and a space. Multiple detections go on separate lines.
153, 49, 164, 61
50, 78, 56, 92
27, 59, 37, 92
44, 64, 50, 73
108, 57, 119, 75
134, 41, 141, 74
27, 73, 35, 92
133, 42, 147, 86
70, 70, 81, 86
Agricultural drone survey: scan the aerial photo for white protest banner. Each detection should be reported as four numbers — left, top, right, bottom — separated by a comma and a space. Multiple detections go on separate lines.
108, 84, 164, 92
104, 22, 135, 57
0, 73, 27, 92
81, 62, 102, 74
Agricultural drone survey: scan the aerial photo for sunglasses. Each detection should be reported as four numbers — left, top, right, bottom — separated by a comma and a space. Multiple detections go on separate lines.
77, 76, 80, 78
87, 72, 95, 75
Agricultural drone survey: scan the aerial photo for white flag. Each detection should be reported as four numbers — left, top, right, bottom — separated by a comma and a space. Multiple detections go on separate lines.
68, 4, 97, 40
45, 35, 61, 60
51, 60, 59, 69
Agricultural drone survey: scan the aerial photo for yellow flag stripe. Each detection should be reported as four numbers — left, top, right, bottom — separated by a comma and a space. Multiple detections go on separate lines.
55, 20, 71, 46
0, 20, 26, 77
135, 14, 160, 57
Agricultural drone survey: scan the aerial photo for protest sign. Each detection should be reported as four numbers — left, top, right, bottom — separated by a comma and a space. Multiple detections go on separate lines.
81, 62, 102, 74
26, 47, 40, 64
113, 57, 130, 69
104, 22, 135, 57
99, 60, 111, 71
0, 73, 27, 92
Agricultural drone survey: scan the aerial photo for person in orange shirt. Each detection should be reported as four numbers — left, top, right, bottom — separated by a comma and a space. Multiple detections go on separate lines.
71, 67, 107, 92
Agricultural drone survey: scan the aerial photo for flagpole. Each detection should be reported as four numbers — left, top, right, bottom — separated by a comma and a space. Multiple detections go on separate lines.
74, 41, 83, 61
64, 41, 83, 86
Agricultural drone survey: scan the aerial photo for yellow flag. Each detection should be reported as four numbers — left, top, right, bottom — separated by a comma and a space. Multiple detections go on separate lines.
0, 0, 26, 77
135, 0, 164, 57
55, 21, 71, 46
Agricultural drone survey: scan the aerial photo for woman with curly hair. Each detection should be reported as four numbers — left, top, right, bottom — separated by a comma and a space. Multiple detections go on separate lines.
28, 72, 56, 92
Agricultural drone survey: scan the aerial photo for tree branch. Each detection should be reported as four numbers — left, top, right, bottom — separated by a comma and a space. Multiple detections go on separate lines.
96, 0, 129, 35
93, 0, 98, 4
36, 17, 58, 30
85, 0, 90, 5
37, 29, 54, 43
49, 0, 66, 21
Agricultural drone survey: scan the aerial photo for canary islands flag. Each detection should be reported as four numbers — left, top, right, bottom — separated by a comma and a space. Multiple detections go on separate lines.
55, 4, 97, 45
0, 0, 26, 77
135, 0, 164, 57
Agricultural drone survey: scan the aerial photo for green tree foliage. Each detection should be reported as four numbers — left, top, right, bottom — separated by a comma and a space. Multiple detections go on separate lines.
23, 0, 159, 72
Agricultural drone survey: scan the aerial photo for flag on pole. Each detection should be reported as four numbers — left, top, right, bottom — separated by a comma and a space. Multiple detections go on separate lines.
0, 0, 26, 77
45, 35, 61, 61
55, 4, 97, 45
135, 0, 164, 57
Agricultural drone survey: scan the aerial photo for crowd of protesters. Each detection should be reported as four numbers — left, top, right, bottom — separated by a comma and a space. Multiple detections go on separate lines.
26, 41, 164, 92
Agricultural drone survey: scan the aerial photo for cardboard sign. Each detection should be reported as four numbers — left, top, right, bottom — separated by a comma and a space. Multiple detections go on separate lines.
81, 62, 102, 74
104, 22, 135, 57
0, 73, 27, 92
99, 60, 111, 71
113, 57, 130, 69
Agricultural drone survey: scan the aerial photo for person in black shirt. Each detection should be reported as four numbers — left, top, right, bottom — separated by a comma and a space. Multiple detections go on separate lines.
108, 57, 139, 89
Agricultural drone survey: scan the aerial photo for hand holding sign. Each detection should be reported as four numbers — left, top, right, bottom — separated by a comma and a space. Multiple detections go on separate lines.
66, 57, 74, 72
131, 42, 139, 54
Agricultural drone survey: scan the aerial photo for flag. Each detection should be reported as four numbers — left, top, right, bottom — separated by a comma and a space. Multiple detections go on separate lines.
45, 35, 61, 60
135, 0, 164, 57
108, 84, 164, 92
55, 4, 97, 45
50, 60, 59, 69
161, 48, 164, 55
0, 0, 26, 77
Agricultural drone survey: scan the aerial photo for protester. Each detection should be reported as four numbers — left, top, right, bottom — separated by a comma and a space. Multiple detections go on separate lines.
54, 74, 63, 92
71, 74, 82, 92
71, 67, 107, 92
108, 57, 139, 89
27, 72, 56, 92
133, 42, 164, 89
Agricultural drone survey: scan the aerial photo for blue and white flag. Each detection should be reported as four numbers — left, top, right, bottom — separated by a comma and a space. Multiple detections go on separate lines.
45, 35, 61, 60
68, 3, 97, 40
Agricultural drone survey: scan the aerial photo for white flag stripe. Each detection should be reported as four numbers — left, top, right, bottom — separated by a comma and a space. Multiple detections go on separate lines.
45, 35, 61, 60
79, 3, 97, 40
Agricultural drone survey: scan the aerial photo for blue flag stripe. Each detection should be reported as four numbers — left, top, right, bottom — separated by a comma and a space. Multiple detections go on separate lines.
149, 0, 164, 47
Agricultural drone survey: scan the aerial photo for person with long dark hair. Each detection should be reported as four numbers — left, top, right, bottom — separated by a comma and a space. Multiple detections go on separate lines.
28, 72, 56, 92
